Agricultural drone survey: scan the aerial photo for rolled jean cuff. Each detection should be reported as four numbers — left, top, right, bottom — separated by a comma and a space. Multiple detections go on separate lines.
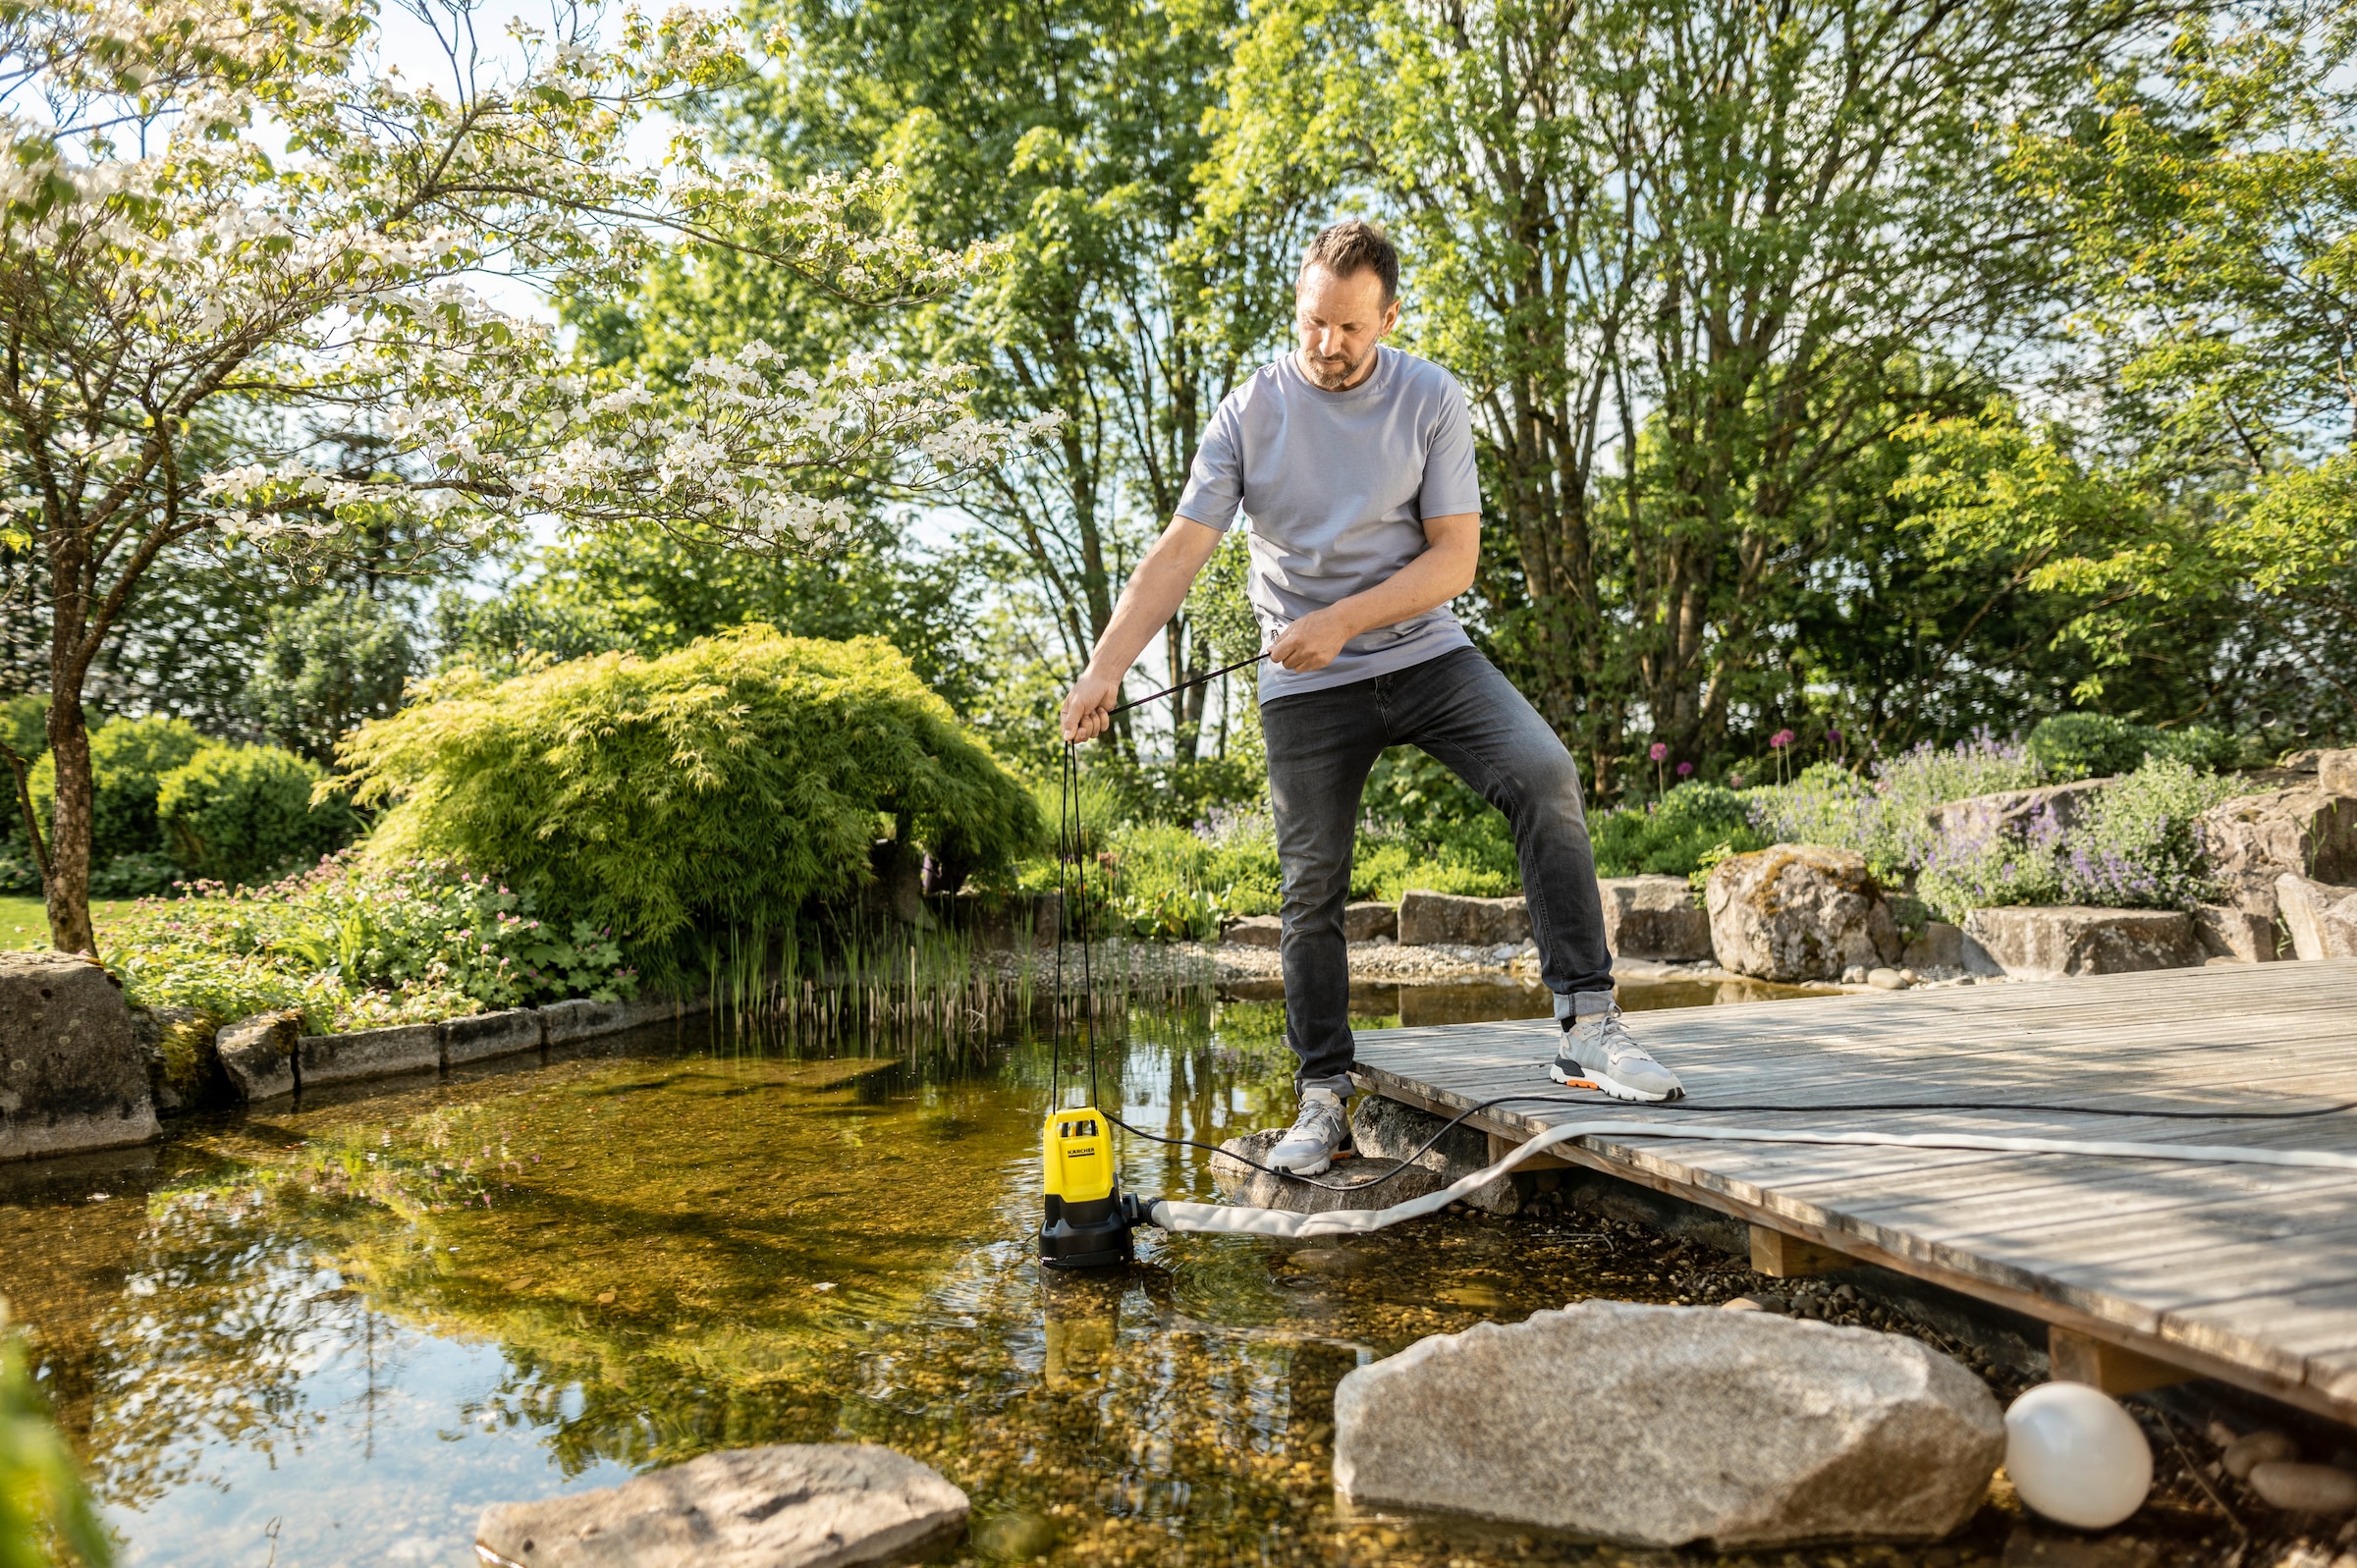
1554, 988, 1617, 1022
1297, 1073, 1355, 1100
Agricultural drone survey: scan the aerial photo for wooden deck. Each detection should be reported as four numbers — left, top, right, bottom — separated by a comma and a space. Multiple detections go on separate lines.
1349, 959, 2357, 1425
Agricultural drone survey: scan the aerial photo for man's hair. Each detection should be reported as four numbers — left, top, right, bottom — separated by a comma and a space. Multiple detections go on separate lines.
1300, 219, 1398, 303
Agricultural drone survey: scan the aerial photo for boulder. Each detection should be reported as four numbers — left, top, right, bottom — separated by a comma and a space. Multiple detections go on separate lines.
1597, 876, 1713, 962
2193, 902, 2282, 964
2246, 1461, 2357, 1514
864, 838, 936, 931
1222, 915, 1282, 947
2275, 874, 2357, 961
0, 951, 158, 1161
1348, 1094, 1519, 1216
1398, 890, 1530, 947
215, 1011, 300, 1102
1902, 920, 1966, 971
2198, 785, 2357, 892
1961, 906, 2204, 979
446, 1007, 545, 1065
1343, 901, 1398, 943
1927, 778, 2113, 844
1332, 1299, 2002, 1547
1703, 844, 1900, 982
1210, 1125, 1446, 1215
2320, 748, 2357, 797
474, 1443, 969, 1568
298, 1023, 440, 1088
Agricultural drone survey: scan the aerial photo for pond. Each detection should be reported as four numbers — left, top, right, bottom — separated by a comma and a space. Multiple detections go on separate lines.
1, 973, 1975, 1568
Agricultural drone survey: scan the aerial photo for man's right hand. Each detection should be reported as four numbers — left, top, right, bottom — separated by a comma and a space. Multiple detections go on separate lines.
1060, 670, 1122, 743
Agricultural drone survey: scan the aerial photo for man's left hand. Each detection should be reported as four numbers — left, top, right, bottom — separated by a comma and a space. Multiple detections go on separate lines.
1267, 606, 1356, 672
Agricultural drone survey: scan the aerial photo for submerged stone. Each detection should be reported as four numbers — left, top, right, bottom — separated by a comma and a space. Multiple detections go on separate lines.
473, 1442, 968, 1568
215, 1011, 299, 1102
1332, 1299, 2002, 1547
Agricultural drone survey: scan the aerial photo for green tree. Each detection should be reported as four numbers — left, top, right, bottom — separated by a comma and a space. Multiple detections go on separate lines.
245, 592, 416, 764
1206, 0, 2156, 795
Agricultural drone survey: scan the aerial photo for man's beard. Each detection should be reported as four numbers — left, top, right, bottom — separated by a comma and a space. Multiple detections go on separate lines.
1298, 342, 1374, 390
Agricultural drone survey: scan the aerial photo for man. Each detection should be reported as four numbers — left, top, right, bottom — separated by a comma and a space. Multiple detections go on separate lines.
1059, 220, 1682, 1174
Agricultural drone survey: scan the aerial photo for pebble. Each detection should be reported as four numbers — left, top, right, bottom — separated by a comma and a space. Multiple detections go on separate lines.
1867, 967, 1906, 990
2247, 1461, 2357, 1514
2223, 1430, 2300, 1480
1722, 1296, 1765, 1312
1834, 1283, 1858, 1302
1842, 965, 1870, 985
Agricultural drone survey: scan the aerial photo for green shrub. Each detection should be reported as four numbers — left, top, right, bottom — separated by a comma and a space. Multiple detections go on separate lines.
1746, 736, 2042, 879
29, 715, 205, 861
105, 853, 634, 1042
1592, 783, 1766, 877
157, 743, 359, 888
2056, 758, 2244, 909
341, 628, 1041, 946
90, 851, 178, 898
2027, 713, 2243, 781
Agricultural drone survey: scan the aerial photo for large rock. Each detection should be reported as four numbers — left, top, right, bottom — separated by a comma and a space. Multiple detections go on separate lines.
299, 1023, 439, 1088
1349, 1094, 1519, 1215
1927, 779, 2113, 845
2198, 785, 2357, 892
1902, 920, 1966, 971
2193, 901, 2282, 963
215, 1011, 299, 1102
1597, 876, 1713, 961
2276, 873, 2357, 961
1222, 915, 1282, 947
474, 1443, 968, 1568
2319, 748, 2357, 797
445, 1007, 544, 1065
1332, 1300, 2001, 1547
0, 951, 157, 1161
1210, 1125, 1447, 1214
1398, 890, 1530, 947
1961, 906, 2203, 979
1343, 901, 1398, 942
1703, 844, 1899, 982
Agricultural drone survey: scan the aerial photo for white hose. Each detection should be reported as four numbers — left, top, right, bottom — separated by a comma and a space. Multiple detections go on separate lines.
1147, 1118, 2357, 1239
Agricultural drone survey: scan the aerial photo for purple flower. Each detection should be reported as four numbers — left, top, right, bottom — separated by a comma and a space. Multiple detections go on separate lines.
1649, 741, 1669, 762
1771, 730, 1795, 749
1676, 761, 1694, 778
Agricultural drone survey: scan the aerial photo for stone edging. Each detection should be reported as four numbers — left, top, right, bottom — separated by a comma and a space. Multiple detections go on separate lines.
215, 994, 710, 1103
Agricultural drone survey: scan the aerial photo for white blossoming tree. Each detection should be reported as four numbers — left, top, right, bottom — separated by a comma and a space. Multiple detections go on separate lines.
0, 0, 1052, 952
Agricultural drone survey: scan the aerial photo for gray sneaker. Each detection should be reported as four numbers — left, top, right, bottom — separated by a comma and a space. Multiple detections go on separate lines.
1268, 1087, 1352, 1175
1553, 1007, 1684, 1103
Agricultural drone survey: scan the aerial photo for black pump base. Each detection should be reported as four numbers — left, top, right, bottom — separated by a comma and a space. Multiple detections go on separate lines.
1039, 1193, 1147, 1270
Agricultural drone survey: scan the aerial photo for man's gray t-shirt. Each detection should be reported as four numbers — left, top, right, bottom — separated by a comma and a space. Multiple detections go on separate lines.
1177, 347, 1482, 700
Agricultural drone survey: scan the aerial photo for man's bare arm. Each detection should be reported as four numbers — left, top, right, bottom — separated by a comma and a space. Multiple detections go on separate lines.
1265, 512, 1479, 674
1059, 515, 1226, 743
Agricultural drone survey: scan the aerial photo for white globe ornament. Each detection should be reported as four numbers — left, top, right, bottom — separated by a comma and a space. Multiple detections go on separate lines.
2003, 1381, 2154, 1529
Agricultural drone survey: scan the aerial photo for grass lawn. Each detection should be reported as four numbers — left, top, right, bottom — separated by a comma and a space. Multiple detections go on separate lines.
0, 893, 140, 949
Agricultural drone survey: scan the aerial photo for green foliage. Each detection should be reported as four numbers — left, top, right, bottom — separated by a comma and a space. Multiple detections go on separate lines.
0, 697, 43, 765
0, 1307, 111, 1568
1748, 737, 2044, 879
2025, 713, 2243, 781
155, 743, 360, 888
1592, 784, 1766, 877
106, 854, 634, 1048
244, 590, 415, 763
342, 629, 1041, 948
29, 717, 205, 883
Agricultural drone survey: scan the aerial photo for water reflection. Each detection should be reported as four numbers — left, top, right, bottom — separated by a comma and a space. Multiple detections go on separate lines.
2, 981, 1887, 1568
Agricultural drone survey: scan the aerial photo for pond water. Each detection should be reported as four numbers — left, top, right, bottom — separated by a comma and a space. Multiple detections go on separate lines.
0, 973, 1985, 1568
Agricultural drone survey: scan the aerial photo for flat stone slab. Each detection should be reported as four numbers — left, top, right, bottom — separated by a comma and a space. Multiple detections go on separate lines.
539, 997, 670, 1048
1963, 905, 2203, 979
299, 1023, 440, 1088
1333, 1300, 2001, 1547
474, 1442, 968, 1568
1221, 915, 1281, 947
444, 1008, 545, 1064
1209, 1127, 1444, 1214
0, 951, 157, 1161
1343, 900, 1398, 942
1398, 890, 1529, 947
1598, 876, 1713, 961
215, 1012, 298, 1102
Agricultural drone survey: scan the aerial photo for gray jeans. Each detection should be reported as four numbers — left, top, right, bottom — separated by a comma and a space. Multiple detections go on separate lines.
1262, 646, 1615, 1093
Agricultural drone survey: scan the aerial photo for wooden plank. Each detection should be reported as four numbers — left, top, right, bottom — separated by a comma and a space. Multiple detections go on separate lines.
1351, 961, 2357, 1425
1751, 1224, 1853, 1277
2051, 1326, 2194, 1394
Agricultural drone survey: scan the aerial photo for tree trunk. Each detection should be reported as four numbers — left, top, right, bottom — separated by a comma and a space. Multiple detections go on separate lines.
43, 686, 96, 955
